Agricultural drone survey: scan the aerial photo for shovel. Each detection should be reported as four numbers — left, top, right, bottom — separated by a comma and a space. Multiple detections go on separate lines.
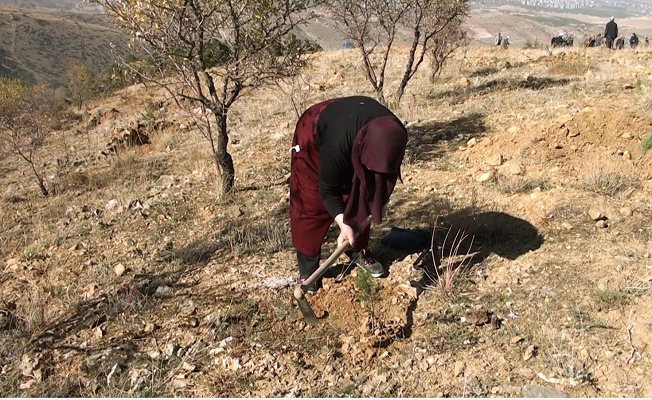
293, 216, 372, 325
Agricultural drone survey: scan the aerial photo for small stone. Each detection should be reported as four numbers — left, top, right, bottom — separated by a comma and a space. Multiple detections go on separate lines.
499, 161, 524, 176
5, 258, 19, 271
467, 138, 478, 147
113, 263, 125, 276
619, 207, 633, 217
172, 378, 188, 389
105, 199, 120, 210
588, 208, 605, 221
94, 326, 104, 339
477, 171, 495, 182
522, 384, 567, 398
181, 362, 196, 372
453, 360, 465, 377
621, 132, 633, 139
486, 154, 504, 166
595, 220, 608, 229
561, 222, 573, 231
523, 344, 537, 361
507, 126, 520, 134
511, 336, 524, 344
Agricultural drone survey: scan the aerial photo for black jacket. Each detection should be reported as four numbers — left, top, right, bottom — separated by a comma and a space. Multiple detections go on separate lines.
315, 96, 397, 217
605, 20, 618, 40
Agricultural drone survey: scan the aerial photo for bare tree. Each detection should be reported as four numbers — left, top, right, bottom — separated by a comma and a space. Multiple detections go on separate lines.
65, 63, 96, 110
95, 0, 313, 193
429, 16, 467, 83
0, 79, 61, 196
323, 0, 469, 107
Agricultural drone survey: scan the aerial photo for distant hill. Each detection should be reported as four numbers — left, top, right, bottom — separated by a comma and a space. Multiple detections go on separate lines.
0, 3, 129, 85
1, 1, 652, 86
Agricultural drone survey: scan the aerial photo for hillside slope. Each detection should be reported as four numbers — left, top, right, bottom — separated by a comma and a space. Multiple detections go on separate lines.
3, 2, 652, 85
1, 43, 652, 397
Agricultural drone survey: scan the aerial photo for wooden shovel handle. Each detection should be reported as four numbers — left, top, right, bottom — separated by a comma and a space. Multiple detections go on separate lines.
294, 215, 372, 299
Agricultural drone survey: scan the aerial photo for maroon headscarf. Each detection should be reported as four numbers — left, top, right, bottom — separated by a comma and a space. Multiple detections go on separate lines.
343, 115, 407, 234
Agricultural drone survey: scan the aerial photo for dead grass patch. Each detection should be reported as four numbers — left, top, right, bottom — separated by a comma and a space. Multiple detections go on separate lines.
542, 337, 594, 386
636, 83, 652, 111
224, 218, 290, 255
546, 52, 597, 76
577, 170, 639, 198
593, 289, 630, 311
494, 175, 552, 194
640, 130, 652, 152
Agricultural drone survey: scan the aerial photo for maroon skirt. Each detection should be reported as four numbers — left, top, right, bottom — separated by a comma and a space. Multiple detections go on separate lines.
289, 99, 370, 257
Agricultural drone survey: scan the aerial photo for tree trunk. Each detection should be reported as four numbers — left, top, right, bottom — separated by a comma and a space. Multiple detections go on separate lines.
214, 112, 235, 193
395, 32, 420, 107
30, 162, 49, 196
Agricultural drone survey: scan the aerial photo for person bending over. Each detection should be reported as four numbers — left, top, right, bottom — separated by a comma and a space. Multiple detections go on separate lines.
289, 96, 408, 294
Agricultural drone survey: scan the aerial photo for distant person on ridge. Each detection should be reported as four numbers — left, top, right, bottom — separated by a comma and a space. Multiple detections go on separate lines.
630, 33, 639, 49
501, 36, 510, 49
604, 16, 618, 49
495, 33, 502, 46
646, 37, 650, 47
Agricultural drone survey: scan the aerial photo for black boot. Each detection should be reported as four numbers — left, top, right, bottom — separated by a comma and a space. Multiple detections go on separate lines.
297, 252, 321, 294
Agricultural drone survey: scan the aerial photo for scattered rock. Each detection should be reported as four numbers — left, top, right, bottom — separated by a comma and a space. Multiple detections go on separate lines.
453, 360, 466, 377
113, 263, 126, 276
595, 220, 608, 229
619, 207, 633, 217
522, 384, 567, 398
152, 285, 173, 298
181, 362, 196, 372
560, 222, 574, 230
477, 171, 495, 183
507, 125, 520, 134
480, 137, 493, 147
511, 336, 524, 345
498, 161, 524, 176
523, 344, 538, 361
588, 208, 606, 221
5, 258, 20, 271
105, 199, 120, 210
486, 154, 504, 166
464, 305, 491, 326
467, 138, 478, 147
172, 378, 189, 389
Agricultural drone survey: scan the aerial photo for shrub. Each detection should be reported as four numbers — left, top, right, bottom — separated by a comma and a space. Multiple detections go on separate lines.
641, 130, 652, 152
523, 39, 543, 49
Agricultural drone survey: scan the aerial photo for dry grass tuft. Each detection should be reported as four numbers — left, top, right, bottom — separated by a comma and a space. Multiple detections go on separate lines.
494, 175, 551, 194
224, 219, 290, 255
577, 170, 639, 198
547, 52, 596, 76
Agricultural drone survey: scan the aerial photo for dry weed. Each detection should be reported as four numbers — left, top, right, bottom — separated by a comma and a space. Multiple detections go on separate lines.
575, 158, 639, 198
547, 52, 596, 76
635, 83, 652, 111
494, 175, 551, 194
224, 218, 289, 255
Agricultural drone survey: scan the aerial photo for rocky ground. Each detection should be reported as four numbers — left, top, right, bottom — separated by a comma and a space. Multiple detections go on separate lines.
1, 43, 652, 397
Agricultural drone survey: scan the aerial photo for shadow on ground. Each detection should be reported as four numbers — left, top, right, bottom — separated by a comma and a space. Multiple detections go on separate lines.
429, 75, 575, 104
377, 208, 543, 270
405, 112, 487, 162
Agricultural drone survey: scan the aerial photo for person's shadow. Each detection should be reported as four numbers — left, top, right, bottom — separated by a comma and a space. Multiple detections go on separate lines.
365, 209, 544, 342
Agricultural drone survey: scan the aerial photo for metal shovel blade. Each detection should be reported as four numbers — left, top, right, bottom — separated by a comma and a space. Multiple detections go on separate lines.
294, 287, 319, 325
